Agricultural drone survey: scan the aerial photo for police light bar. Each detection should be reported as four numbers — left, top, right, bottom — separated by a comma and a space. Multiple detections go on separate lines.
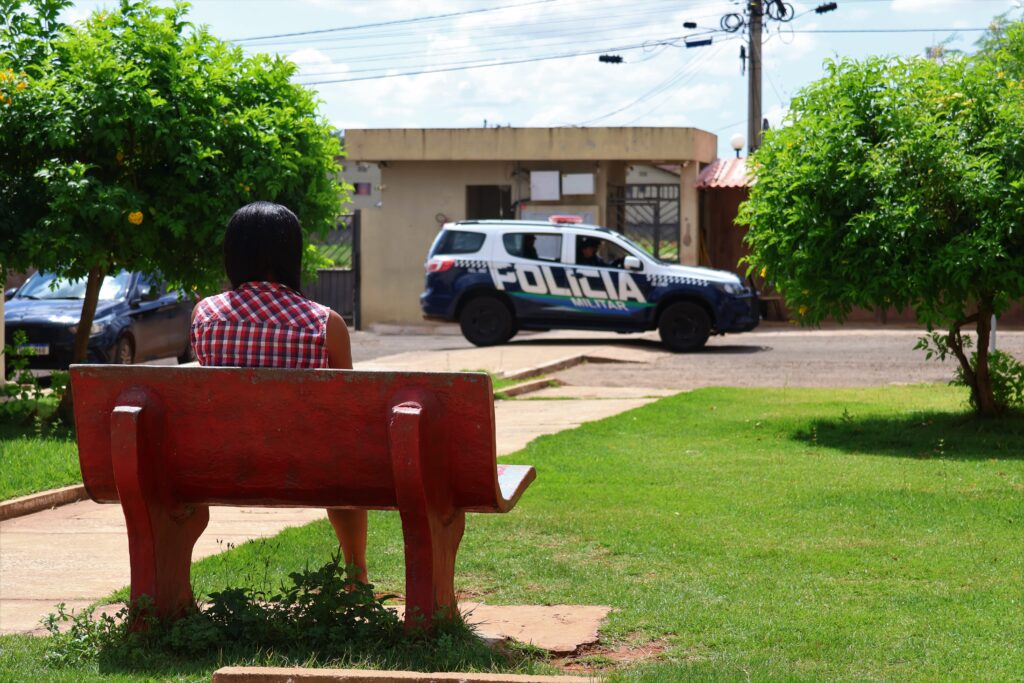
548, 215, 583, 224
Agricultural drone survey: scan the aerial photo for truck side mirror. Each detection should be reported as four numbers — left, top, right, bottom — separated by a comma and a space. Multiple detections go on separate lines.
623, 256, 643, 271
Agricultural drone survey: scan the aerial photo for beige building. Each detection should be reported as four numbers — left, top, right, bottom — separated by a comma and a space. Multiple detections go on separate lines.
344, 127, 717, 326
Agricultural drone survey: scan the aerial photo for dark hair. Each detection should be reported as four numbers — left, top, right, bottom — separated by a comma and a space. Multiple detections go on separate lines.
223, 201, 303, 291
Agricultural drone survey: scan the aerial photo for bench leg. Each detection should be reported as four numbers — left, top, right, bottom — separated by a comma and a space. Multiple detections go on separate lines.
388, 401, 464, 631
111, 405, 209, 628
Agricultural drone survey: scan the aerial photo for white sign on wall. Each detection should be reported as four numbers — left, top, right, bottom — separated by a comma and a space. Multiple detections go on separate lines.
561, 173, 595, 195
529, 170, 560, 201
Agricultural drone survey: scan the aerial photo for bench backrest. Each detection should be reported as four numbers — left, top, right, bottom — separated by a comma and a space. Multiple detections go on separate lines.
71, 365, 507, 512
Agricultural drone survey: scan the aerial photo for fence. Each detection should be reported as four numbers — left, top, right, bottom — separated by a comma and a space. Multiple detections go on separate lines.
305, 212, 360, 326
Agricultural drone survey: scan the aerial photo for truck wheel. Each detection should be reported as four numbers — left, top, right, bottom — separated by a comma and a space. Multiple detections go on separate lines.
658, 302, 710, 352
459, 297, 515, 347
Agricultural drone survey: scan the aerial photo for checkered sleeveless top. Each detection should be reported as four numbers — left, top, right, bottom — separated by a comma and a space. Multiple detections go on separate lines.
191, 281, 330, 368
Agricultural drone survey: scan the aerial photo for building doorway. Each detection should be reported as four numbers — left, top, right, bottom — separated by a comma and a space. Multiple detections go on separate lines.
466, 185, 512, 219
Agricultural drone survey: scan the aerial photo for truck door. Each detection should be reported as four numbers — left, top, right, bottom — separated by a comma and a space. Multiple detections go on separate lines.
489, 231, 577, 322
565, 234, 653, 328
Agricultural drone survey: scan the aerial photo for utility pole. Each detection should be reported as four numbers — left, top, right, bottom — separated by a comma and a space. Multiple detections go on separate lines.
747, 0, 763, 155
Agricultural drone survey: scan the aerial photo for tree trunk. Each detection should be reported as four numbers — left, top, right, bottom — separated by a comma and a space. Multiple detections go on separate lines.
947, 307, 998, 417
973, 308, 998, 416
72, 265, 104, 363
58, 265, 104, 423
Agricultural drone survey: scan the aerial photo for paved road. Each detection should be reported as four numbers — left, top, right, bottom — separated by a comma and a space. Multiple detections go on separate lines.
353, 324, 1024, 390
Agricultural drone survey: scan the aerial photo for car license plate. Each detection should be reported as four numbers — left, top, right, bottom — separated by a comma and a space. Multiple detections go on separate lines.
17, 343, 49, 356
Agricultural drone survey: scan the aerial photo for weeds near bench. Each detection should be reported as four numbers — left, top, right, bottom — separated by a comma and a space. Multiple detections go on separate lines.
42, 552, 525, 674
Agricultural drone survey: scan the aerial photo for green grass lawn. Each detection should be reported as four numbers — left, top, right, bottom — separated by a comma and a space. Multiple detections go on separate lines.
3, 385, 1023, 681
0, 423, 80, 500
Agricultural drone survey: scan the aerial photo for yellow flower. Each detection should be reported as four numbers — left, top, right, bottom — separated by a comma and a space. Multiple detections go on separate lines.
760, 267, 767, 278
15, 81, 26, 92
116, 150, 125, 164
798, 305, 808, 316
0, 69, 11, 82
0, 94, 9, 106
127, 211, 144, 225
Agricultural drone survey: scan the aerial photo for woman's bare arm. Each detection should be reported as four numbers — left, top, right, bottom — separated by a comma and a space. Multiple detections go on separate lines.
326, 310, 353, 369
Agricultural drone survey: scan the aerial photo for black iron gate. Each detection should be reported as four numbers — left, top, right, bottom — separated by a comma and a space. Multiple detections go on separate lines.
305, 211, 361, 328
606, 184, 680, 262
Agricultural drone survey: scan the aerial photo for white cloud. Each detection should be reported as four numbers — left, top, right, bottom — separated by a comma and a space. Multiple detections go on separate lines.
890, 0, 962, 11
288, 48, 335, 69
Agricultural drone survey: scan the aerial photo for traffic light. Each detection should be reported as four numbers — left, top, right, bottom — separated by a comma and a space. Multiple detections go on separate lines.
598, 54, 623, 63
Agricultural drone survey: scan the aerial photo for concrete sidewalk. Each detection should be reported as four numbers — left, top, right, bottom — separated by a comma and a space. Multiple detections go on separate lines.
0, 342, 667, 636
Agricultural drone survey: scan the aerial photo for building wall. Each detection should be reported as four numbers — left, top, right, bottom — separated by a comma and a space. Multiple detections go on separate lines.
338, 161, 381, 211
346, 127, 717, 163
361, 161, 510, 325
349, 127, 716, 326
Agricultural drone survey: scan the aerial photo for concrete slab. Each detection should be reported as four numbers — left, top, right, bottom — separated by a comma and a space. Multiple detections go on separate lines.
0, 503, 324, 634
457, 603, 611, 654
212, 667, 599, 682
528, 386, 678, 400
495, 399, 655, 455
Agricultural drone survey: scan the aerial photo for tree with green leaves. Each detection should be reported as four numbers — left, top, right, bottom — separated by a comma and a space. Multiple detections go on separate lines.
739, 21, 1024, 416
0, 0, 345, 364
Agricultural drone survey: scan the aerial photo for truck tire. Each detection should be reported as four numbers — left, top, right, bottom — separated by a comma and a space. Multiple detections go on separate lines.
459, 296, 515, 347
658, 302, 710, 352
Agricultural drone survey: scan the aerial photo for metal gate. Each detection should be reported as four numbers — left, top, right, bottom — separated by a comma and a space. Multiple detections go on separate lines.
304, 211, 361, 328
606, 184, 680, 262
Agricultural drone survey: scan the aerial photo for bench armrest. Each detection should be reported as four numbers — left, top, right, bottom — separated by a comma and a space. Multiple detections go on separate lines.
495, 464, 536, 513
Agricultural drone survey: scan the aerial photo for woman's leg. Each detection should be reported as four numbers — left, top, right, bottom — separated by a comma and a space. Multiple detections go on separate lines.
327, 508, 368, 583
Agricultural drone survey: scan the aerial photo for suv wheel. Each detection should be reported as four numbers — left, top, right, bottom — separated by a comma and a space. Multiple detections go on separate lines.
459, 296, 515, 347
113, 336, 135, 364
658, 302, 710, 352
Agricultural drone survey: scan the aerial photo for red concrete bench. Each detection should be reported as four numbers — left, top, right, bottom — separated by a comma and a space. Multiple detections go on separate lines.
70, 365, 535, 630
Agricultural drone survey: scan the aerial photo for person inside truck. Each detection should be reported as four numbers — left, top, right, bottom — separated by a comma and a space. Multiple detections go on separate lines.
576, 237, 605, 267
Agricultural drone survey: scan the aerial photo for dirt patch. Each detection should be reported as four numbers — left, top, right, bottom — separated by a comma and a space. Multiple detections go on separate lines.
555, 637, 672, 672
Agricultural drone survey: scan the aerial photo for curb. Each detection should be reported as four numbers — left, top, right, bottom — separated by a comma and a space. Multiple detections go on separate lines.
501, 378, 561, 398
500, 356, 587, 381
212, 668, 600, 683
0, 485, 89, 522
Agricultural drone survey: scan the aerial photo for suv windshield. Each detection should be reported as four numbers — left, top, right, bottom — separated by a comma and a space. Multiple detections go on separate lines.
17, 271, 132, 301
610, 232, 675, 265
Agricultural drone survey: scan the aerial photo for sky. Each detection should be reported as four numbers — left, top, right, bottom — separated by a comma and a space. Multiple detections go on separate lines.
62, 0, 1023, 158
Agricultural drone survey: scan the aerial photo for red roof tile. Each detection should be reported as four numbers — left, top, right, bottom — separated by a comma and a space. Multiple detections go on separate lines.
695, 157, 751, 189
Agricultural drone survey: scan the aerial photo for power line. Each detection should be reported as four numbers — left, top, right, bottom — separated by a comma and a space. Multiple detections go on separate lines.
297, 35, 690, 85
784, 27, 990, 34
240, 0, 692, 49
230, 0, 557, 42
620, 41, 731, 125
570, 36, 738, 126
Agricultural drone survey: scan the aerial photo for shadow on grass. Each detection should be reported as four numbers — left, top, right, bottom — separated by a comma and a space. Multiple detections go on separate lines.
793, 410, 1024, 461
92, 624, 539, 679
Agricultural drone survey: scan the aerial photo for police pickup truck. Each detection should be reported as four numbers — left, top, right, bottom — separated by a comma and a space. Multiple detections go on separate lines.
420, 216, 759, 352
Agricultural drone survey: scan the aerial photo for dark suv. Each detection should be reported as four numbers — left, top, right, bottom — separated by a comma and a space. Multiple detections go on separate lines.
4, 270, 195, 369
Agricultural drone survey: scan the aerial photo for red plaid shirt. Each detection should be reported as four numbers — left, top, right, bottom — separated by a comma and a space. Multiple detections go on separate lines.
191, 281, 330, 369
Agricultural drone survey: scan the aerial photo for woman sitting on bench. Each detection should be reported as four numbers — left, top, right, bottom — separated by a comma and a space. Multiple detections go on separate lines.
189, 201, 368, 584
